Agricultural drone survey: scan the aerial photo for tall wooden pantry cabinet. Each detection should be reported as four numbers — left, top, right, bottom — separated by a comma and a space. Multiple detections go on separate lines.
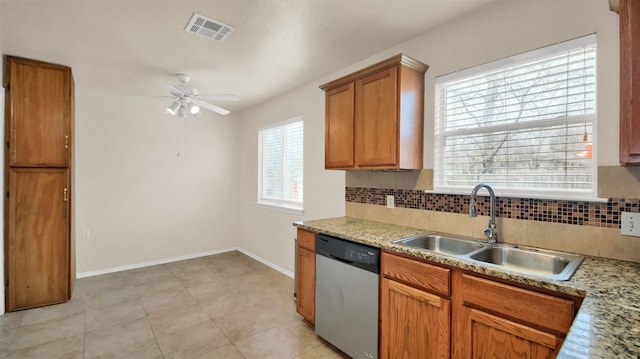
3, 56, 75, 311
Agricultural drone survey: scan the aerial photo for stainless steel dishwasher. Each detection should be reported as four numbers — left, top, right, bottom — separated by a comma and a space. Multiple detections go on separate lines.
315, 233, 380, 359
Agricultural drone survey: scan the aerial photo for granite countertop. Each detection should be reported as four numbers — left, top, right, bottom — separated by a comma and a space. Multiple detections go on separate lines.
294, 216, 640, 359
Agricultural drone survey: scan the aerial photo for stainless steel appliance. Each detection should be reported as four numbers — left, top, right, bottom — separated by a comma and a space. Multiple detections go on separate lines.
315, 234, 380, 359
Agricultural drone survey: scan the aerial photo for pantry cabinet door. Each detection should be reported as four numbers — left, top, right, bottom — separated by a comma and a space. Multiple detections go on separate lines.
6, 168, 70, 311
6, 57, 71, 167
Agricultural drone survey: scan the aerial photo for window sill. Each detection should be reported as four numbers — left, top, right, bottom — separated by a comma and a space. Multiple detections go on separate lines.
427, 188, 608, 203
256, 202, 304, 215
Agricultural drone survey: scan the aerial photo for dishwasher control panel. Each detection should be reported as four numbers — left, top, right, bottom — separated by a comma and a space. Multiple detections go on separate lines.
345, 245, 377, 265
316, 234, 380, 274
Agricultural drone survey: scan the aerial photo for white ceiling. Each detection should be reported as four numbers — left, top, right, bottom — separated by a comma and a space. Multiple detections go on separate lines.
0, 0, 496, 114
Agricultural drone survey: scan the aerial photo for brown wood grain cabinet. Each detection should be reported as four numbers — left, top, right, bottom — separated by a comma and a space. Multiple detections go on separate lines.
295, 228, 315, 324
324, 83, 355, 168
4, 56, 75, 311
320, 54, 428, 170
380, 252, 450, 359
619, 0, 640, 164
6, 168, 70, 309
455, 273, 577, 359
380, 251, 580, 359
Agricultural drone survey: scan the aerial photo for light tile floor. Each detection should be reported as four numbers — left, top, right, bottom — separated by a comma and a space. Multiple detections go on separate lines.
0, 251, 349, 359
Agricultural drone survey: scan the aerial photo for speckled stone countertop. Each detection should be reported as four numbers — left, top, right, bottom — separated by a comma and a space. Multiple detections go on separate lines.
294, 216, 640, 359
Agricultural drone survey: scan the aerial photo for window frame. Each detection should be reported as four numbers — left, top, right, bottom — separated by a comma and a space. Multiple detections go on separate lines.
433, 34, 599, 201
257, 116, 304, 214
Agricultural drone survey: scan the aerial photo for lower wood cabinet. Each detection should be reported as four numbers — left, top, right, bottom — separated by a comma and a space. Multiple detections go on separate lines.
456, 273, 574, 359
380, 277, 450, 359
295, 228, 316, 324
461, 308, 560, 359
380, 251, 580, 359
380, 252, 450, 359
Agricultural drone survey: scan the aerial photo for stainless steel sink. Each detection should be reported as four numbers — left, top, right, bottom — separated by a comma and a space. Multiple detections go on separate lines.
469, 245, 584, 281
394, 234, 488, 256
393, 233, 584, 281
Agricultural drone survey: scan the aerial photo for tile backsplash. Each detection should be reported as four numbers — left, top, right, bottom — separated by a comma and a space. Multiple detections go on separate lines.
346, 187, 640, 229
344, 167, 640, 262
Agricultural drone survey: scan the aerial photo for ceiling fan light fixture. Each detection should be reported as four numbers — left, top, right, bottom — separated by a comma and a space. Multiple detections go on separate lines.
178, 106, 188, 118
163, 73, 234, 117
166, 101, 181, 115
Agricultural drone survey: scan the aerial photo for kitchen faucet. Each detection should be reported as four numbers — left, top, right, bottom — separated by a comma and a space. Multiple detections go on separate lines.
469, 183, 498, 244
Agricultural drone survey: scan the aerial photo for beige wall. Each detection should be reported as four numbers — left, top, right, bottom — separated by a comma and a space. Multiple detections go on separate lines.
235, 81, 345, 274
236, 0, 635, 269
0, 0, 633, 288
354, 0, 620, 168
74, 88, 241, 273
339, 1, 640, 262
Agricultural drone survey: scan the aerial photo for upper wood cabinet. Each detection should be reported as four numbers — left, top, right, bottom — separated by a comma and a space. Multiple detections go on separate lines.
320, 54, 428, 170
5, 56, 72, 167
618, 0, 640, 164
325, 83, 355, 168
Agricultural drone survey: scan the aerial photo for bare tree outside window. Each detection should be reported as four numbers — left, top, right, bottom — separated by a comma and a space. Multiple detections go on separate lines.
435, 35, 596, 197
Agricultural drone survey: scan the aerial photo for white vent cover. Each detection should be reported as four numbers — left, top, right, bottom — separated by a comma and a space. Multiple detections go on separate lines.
184, 13, 235, 42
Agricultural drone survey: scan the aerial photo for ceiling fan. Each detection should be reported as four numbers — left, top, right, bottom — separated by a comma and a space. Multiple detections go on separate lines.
163, 73, 238, 117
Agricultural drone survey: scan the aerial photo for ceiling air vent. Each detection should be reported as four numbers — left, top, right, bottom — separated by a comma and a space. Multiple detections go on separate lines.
184, 13, 235, 42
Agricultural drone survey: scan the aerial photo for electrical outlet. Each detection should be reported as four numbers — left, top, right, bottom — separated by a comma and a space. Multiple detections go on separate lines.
81, 228, 91, 240
621, 212, 640, 237
386, 195, 395, 209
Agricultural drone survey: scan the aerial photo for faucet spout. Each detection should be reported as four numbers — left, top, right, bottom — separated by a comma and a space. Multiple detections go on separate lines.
469, 183, 498, 244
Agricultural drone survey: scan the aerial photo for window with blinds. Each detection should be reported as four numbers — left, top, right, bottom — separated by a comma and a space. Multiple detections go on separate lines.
258, 118, 304, 212
434, 34, 597, 198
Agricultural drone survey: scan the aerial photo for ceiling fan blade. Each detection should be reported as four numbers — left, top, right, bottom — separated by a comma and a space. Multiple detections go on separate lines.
161, 84, 184, 97
198, 101, 231, 116
198, 94, 239, 102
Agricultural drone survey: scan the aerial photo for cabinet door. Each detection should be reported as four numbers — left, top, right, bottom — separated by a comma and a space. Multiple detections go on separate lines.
619, 0, 640, 164
296, 246, 315, 324
461, 308, 560, 359
355, 67, 398, 168
6, 168, 70, 311
325, 83, 355, 169
6, 57, 71, 167
380, 277, 450, 359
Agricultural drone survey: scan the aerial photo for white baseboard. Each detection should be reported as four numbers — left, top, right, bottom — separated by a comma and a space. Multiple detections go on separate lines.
76, 247, 294, 279
76, 247, 239, 278
237, 248, 294, 278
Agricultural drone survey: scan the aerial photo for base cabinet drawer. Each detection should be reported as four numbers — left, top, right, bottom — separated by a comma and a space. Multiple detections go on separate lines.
461, 274, 575, 334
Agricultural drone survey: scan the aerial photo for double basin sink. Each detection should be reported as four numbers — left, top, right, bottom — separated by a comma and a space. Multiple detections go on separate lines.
393, 234, 584, 281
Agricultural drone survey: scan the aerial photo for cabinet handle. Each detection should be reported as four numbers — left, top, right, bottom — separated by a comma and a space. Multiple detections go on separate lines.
64, 135, 69, 149
63, 188, 68, 202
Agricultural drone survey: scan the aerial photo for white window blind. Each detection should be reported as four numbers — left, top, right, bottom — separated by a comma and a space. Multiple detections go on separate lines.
434, 34, 597, 198
258, 118, 303, 212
